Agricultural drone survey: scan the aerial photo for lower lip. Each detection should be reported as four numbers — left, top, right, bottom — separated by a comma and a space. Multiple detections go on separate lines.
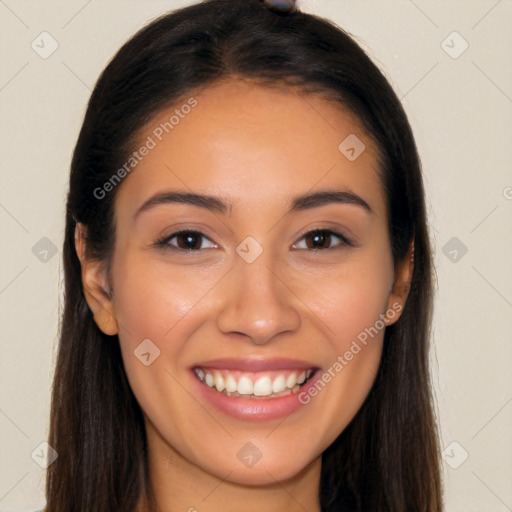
190, 369, 320, 422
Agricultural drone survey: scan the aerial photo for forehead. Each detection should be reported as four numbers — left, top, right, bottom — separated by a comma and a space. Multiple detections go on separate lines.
114, 79, 385, 219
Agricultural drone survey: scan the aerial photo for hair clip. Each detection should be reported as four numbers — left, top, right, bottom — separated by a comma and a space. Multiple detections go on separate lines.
262, 0, 297, 15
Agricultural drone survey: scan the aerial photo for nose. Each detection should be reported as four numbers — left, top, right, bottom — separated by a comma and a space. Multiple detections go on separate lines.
216, 252, 301, 345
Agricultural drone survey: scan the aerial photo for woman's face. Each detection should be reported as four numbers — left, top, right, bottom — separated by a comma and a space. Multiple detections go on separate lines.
81, 79, 409, 487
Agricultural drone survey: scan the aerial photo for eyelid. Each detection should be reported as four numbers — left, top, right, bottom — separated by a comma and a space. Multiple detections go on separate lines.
291, 228, 355, 250
153, 229, 217, 250
154, 227, 355, 252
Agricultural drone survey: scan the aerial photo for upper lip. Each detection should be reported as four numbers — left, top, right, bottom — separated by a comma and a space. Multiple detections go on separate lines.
192, 357, 319, 372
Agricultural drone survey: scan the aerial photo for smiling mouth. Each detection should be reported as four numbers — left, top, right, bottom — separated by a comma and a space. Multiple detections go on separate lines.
193, 367, 316, 399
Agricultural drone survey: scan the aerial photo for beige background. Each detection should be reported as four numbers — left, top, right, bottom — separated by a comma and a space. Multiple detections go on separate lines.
1, 1, 511, 510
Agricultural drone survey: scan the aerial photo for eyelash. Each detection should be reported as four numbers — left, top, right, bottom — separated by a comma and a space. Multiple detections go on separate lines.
153, 228, 355, 252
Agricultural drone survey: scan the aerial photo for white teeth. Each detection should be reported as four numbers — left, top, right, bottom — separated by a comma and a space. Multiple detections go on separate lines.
225, 374, 238, 393
286, 373, 298, 389
237, 376, 253, 395
213, 371, 225, 392
195, 368, 315, 398
253, 376, 273, 396
272, 375, 286, 393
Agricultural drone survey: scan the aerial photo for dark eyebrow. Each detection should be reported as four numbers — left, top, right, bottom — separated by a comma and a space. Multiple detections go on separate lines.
133, 188, 372, 222
133, 191, 230, 221
290, 190, 373, 214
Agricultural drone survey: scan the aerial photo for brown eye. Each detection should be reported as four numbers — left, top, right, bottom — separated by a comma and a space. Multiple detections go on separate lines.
174, 232, 203, 250
293, 229, 353, 251
306, 231, 331, 250
155, 230, 217, 251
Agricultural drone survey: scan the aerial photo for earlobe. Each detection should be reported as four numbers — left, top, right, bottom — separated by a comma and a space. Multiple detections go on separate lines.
384, 239, 414, 326
74, 223, 118, 336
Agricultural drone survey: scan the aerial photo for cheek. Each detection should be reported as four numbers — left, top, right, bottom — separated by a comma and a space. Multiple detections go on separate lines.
292, 249, 392, 437
110, 256, 204, 438
109, 252, 222, 401
111, 252, 212, 342
313, 268, 388, 385
302, 248, 393, 345
321, 279, 389, 345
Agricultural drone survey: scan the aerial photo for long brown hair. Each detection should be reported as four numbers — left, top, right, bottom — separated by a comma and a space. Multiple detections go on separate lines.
45, 1, 443, 510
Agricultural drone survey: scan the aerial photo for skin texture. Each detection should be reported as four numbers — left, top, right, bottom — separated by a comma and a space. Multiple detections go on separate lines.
76, 79, 412, 512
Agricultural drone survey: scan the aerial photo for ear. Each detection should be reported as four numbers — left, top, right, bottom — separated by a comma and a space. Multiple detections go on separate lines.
383, 238, 414, 326
75, 223, 118, 336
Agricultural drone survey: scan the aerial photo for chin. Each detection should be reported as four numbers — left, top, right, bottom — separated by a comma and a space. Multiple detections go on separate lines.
206, 449, 319, 487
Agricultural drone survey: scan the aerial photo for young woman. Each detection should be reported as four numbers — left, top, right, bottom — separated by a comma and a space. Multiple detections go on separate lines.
45, 0, 443, 510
